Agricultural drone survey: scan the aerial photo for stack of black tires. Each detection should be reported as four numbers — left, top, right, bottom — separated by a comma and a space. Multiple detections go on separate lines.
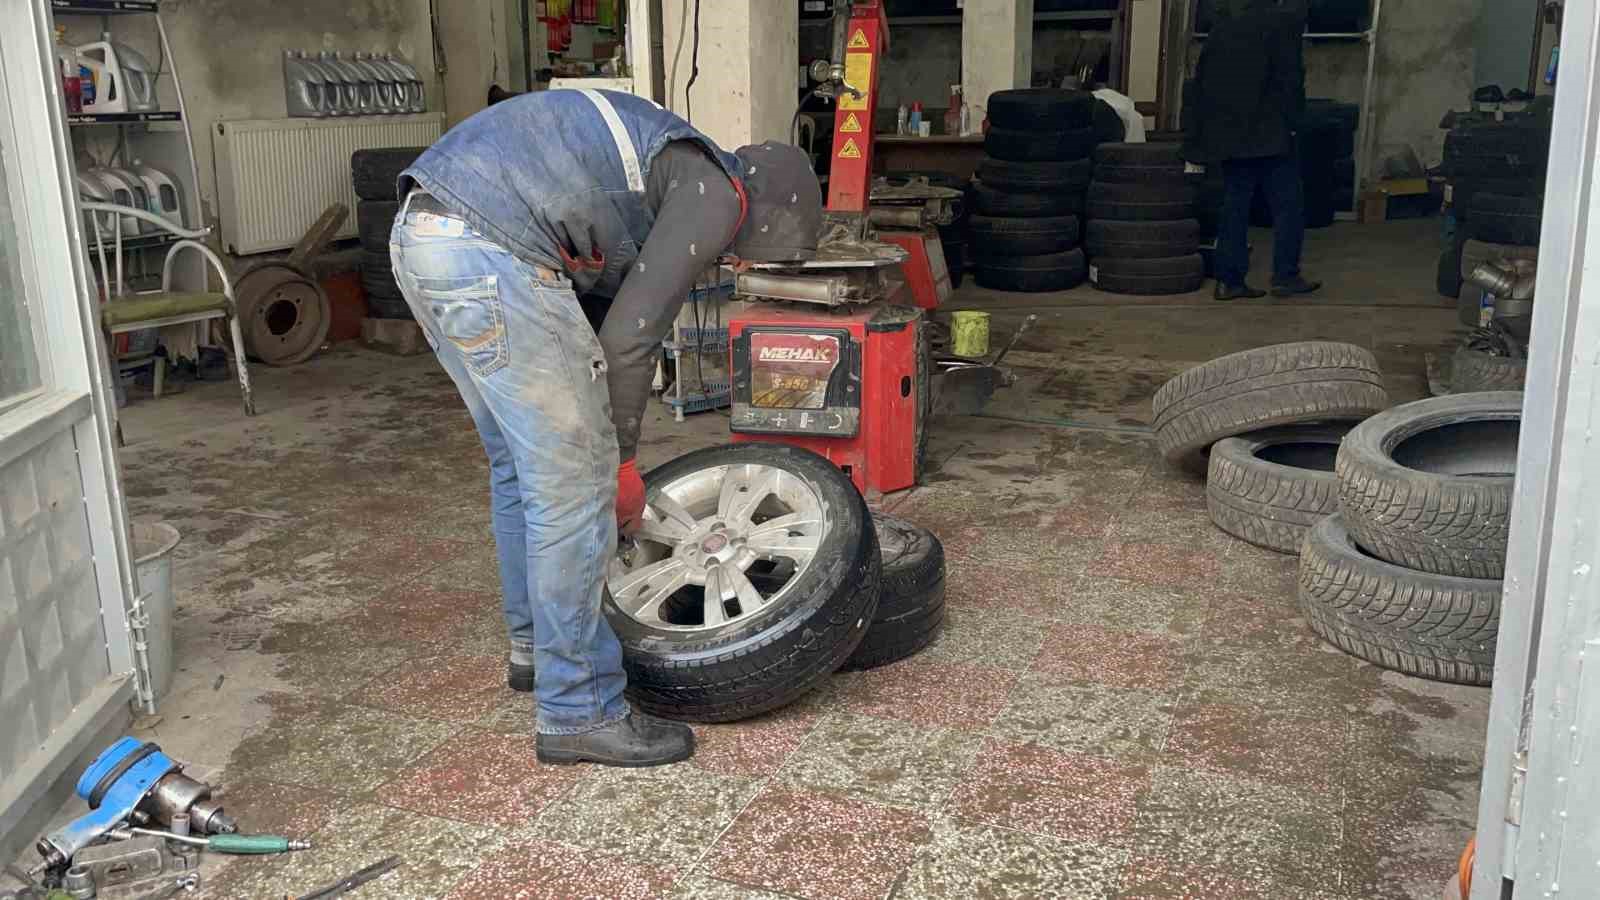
351, 147, 428, 320
1439, 119, 1549, 298
1085, 142, 1205, 295
1154, 341, 1520, 687
1307, 100, 1361, 214
970, 88, 1096, 292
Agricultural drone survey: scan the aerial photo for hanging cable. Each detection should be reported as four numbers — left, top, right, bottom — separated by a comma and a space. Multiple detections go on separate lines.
684, 0, 701, 124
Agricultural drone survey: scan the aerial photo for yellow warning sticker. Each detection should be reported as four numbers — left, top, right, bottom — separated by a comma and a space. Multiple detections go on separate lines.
839, 112, 863, 133
838, 53, 872, 110
848, 28, 870, 49
838, 138, 862, 159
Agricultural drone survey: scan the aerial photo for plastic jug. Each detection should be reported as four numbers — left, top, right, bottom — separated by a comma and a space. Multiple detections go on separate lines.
75, 171, 119, 237
130, 160, 185, 228
366, 52, 408, 112
55, 26, 82, 113
384, 52, 426, 113
106, 168, 154, 230
330, 51, 371, 114
115, 42, 158, 112
318, 51, 360, 115
347, 52, 386, 114
356, 52, 398, 113
83, 169, 144, 235
283, 49, 327, 117
76, 40, 158, 114
299, 52, 345, 115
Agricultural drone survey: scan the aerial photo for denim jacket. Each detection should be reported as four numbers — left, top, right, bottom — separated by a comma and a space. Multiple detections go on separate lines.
400, 89, 743, 297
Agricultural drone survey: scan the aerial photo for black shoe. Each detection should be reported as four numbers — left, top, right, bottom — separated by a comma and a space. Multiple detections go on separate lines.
508, 660, 534, 693
1214, 282, 1267, 301
1271, 276, 1322, 297
536, 713, 696, 767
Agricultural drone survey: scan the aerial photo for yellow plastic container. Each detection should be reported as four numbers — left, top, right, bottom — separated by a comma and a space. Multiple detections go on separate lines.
951, 310, 991, 357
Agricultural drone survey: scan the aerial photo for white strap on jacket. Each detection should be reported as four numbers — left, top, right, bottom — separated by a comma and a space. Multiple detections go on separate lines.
580, 89, 646, 193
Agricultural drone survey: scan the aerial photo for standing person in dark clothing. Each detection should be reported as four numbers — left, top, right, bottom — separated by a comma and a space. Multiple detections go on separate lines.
1185, 0, 1322, 300
391, 89, 822, 767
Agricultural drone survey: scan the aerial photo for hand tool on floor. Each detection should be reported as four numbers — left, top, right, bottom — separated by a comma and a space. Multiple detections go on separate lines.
289, 856, 402, 900
33, 738, 235, 873
108, 828, 312, 855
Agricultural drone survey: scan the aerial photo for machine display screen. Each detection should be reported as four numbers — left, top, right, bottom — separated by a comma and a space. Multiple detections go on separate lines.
749, 332, 842, 410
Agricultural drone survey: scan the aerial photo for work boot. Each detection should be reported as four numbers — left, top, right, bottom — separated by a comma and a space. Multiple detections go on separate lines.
1272, 276, 1323, 297
1214, 282, 1267, 301
537, 713, 695, 767
507, 660, 534, 693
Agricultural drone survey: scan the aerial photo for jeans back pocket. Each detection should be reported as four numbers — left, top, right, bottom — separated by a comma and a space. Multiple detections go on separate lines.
417, 275, 509, 378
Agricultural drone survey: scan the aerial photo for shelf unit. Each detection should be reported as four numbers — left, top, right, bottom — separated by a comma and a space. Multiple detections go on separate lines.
1179, 0, 1383, 219
53, 0, 205, 291
881, 2, 1133, 94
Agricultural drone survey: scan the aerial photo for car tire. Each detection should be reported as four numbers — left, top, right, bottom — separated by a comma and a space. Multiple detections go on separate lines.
357, 200, 400, 252
1093, 163, 1192, 187
976, 156, 1092, 193
1449, 177, 1541, 217
987, 88, 1097, 131
839, 515, 946, 672
969, 214, 1081, 256
351, 146, 428, 201
972, 182, 1084, 217
974, 248, 1088, 292
1336, 392, 1521, 580
984, 126, 1097, 163
1085, 218, 1201, 259
1153, 341, 1388, 473
1088, 253, 1205, 295
1466, 193, 1542, 246
1093, 141, 1185, 167
1452, 346, 1527, 392
604, 443, 881, 722
366, 295, 413, 320
1298, 515, 1498, 685
1206, 425, 1349, 554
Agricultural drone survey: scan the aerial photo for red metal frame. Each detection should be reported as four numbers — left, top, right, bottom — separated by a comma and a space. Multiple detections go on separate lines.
879, 229, 949, 311
825, 0, 888, 214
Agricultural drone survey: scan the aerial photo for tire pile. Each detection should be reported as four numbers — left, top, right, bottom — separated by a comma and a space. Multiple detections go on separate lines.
971, 88, 1096, 293
1085, 142, 1205, 295
603, 444, 947, 723
1154, 342, 1520, 686
351, 147, 428, 320
1439, 118, 1549, 302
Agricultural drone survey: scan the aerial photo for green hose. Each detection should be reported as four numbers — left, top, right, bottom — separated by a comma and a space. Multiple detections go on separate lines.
208, 834, 306, 854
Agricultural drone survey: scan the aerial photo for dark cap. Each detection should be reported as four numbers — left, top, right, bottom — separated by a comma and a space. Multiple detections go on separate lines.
730, 142, 822, 262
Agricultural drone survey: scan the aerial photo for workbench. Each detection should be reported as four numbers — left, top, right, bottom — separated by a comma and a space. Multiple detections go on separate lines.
872, 133, 985, 181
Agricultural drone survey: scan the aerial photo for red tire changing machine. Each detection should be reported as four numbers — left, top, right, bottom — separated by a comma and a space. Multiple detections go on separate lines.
726, 0, 1029, 500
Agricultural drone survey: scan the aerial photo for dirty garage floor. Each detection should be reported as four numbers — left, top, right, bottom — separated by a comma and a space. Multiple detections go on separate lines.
89, 221, 1488, 898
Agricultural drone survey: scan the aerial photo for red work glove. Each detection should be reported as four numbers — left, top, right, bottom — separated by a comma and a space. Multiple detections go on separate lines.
616, 458, 645, 535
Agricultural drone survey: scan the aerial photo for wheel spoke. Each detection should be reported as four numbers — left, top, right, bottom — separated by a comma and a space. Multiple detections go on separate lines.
746, 512, 821, 538
725, 565, 767, 615
633, 513, 690, 547
649, 491, 700, 532
723, 468, 782, 527
612, 558, 688, 621
746, 532, 817, 566
703, 565, 729, 626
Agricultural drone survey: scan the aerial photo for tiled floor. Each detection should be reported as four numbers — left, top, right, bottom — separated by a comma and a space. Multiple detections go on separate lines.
33, 220, 1487, 899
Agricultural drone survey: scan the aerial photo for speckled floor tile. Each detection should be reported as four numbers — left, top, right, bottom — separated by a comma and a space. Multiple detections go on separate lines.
948, 738, 1150, 845
895, 816, 1130, 900
214, 801, 501, 900
1182, 641, 1380, 718
888, 487, 1019, 538
329, 534, 471, 582
1053, 577, 1210, 635
209, 778, 340, 838
944, 522, 1107, 571
1195, 588, 1308, 649
1164, 702, 1350, 797
1086, 542, 1225, 589
1114, 855, 1357, 899
227, 693, 458, 791
942, 559, 1078, 620
1032, 624, 1189, 691
350, 653, 505, 722
344, 584, 500, 644
780, 712, 982, 810
1128, 766, 1344, 895
416, 553, 504, 593
988, 675, 1173, 762
379, 731, 584, 827
669, 871, 802, 899
835, 659, 1020, 730
1213, 542, 1301, 594
691, 691, 829, 777
707, 784, 932, 900
917, 606, 1049, 670
529, 764, 761, 866
1108, 502, 1236, 553
256, 621, 414, 699
474, 687, 535, 734
444, 837, 679, 899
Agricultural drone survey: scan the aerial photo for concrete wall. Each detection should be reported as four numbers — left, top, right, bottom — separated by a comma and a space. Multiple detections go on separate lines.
58, 0, 440, 232
660, 0, 798, 149
1301, 0, 1477, 167
1475, 0, 1539, 93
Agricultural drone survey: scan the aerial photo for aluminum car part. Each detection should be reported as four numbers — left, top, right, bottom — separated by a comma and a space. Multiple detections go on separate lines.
608, 463, 827, 633
233, 260, 331, 366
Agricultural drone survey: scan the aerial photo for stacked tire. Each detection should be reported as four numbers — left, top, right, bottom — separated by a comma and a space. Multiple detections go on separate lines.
1306, 100, 1361, 215
1085, 142, 1205, 295
1299, 393, 1522, 686
971, 89, 1095, 292
600, 444, 947, 723
351, 147, 428, 320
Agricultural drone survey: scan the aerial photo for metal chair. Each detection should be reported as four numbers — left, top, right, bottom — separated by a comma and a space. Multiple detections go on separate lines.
81, 202, 255, 417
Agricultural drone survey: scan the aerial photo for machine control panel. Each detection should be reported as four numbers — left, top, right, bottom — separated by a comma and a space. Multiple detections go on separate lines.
730, 326, 862, 437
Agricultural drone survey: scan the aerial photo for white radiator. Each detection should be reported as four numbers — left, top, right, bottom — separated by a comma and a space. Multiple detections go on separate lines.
213, 114, 445, 255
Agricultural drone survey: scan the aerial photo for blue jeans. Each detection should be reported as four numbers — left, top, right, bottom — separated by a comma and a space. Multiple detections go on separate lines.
1216, 152, 1305, 288
390, 194, 628, 735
